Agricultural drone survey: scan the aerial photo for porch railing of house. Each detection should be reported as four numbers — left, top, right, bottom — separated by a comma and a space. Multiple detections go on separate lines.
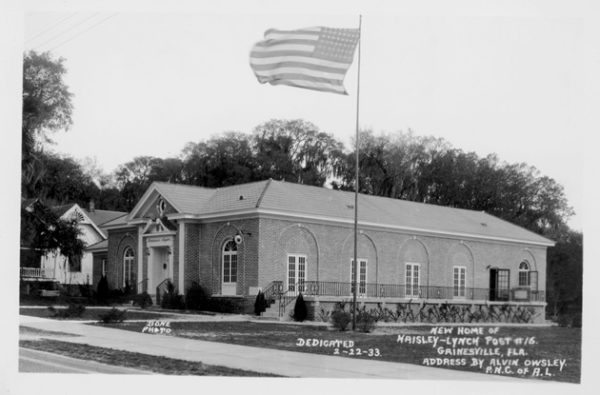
294, 281, 545, 302
20, 267, 55, 279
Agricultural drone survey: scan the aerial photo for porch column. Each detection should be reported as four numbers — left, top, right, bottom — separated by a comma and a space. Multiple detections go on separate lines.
178, 221, 185, 293
138, 225, 144, 290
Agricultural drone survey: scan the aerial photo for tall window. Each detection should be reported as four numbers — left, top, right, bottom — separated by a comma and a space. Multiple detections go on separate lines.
518, 261, 530, 286
222, 240, 238, 284
101, 258, 107, 277
405, 263, 420, 297
123, 247, 135, 287
287, 254, 306, 294
351, 259, 367, 295
453, 266, 466, 298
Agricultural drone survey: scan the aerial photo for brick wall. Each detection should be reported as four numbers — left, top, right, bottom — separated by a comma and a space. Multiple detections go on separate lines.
183, 222, 201, 293
185, 218, 259, 297
106, 227, 138, 290
258, 217, 547, 294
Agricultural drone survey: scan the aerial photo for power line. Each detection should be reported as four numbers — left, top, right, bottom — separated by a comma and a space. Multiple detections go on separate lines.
26, 13, 79, 44
33, 13, 101, 51
47, 14, 118, 52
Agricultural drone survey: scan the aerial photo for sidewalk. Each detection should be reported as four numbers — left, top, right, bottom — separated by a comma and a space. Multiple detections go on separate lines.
19, 315, 515, 380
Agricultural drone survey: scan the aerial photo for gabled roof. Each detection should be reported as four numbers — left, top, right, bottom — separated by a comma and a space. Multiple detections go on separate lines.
88, 210, 128, 227
49, 203, 127, 238
125, 180, 554, 246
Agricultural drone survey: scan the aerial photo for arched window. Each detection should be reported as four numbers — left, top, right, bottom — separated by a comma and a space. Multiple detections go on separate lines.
123, 247, 136, 287
222, 240, 238, 284
518, 260, 530, 286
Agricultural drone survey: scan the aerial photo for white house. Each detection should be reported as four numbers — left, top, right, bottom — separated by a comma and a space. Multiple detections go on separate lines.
39, 202, 126, 285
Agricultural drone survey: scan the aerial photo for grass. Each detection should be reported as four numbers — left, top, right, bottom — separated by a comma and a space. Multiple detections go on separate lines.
20, 325, 80, 337
20, 306, 175, 321
20, 339, 280, 376
102, 321, 581, 383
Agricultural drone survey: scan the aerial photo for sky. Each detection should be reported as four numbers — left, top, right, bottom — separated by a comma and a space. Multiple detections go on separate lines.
17, 2, 589, 232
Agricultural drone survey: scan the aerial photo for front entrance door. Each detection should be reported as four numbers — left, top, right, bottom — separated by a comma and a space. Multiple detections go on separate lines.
150, 246, 170, 291
489, 268, 510, 301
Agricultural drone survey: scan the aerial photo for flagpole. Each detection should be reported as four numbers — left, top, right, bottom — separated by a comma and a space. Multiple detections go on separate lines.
352, 14, 362, 332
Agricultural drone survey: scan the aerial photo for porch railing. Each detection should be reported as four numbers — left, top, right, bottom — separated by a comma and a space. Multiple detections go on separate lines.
20, 267, 55, 279
297, 281, 545, 302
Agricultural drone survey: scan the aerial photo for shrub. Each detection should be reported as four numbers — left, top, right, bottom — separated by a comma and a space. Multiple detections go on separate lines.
133, 292, 153, 309
96, 276, 109, 303
48, 303, 86, 319
356, 307, 377, 333
317, 307, 331, 323
98, 308, 127, 323
160, 281, 185, 310
78, 283, 93, 298
331, 306, 352, 331
185, 283, 208, 310
292, 293, 308, 322
206, 297, 242, 313
254, 291, 267, 316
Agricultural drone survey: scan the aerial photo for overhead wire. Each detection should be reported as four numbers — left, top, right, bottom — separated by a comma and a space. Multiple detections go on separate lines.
33, 13, 101, 51
25, 13, 78, 44
47, 13, 118, 52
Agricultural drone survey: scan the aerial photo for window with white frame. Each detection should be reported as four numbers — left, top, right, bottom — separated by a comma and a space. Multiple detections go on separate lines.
351, 259, 367, 295
101, 258, 107, 277
518, 261, 530, 286
222, 240, 238, 284
453, 266, 466, 298
123, 247, 135, 287
287, 254, 306, 294
405, 263, 420, 297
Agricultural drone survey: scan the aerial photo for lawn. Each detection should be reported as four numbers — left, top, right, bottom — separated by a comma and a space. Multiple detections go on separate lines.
20, 325, 80, 337
20, 339, 279, 377
101, 321, 581, 383
20, 306, 175, 321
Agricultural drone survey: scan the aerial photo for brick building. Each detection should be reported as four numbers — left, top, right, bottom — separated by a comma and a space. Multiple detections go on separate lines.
93, 179, 554, 321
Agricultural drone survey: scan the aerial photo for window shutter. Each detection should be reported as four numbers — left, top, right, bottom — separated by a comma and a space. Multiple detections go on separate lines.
530, 271, 538, 291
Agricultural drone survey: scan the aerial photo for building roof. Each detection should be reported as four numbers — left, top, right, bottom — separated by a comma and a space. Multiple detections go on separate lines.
134, 180, 554, 246
51, 203, 127, 227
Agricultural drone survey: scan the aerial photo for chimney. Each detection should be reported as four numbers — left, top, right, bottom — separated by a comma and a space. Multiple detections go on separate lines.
89, 199, 95, 213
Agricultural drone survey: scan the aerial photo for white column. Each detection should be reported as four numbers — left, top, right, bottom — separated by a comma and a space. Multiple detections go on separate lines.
138, 225, 144, 287
178, 221, 185, 293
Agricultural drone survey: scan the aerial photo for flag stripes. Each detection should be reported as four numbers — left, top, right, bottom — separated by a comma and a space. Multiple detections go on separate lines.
249, 26, 359, 95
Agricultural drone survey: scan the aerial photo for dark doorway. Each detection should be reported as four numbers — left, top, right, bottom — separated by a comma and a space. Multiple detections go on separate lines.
489, 268, 510, 301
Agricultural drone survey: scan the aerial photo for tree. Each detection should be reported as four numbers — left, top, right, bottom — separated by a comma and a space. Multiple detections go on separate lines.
181, 132, 257, 187
546, 230, 582, 326
22, 51, 73, 194
252, 119, 345, 186
24, 151, 99, 206
21, 200, 85, 269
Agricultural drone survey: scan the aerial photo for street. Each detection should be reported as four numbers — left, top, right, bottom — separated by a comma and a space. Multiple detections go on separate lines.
19, 347, 150, 374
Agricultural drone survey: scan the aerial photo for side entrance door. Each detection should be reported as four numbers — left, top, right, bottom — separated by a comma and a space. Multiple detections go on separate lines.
287, 254, 306, 296
489, 268, 510, 301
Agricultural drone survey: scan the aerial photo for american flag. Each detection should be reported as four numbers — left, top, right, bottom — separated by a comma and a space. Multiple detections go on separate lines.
249, 26, 360, 95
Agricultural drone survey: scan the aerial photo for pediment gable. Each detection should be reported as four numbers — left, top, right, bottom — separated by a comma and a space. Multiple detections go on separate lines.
129, 187, 179, 221
141, 216, 177, 235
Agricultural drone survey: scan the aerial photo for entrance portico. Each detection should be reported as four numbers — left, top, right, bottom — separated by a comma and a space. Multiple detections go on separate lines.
144, 231, 175, 296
